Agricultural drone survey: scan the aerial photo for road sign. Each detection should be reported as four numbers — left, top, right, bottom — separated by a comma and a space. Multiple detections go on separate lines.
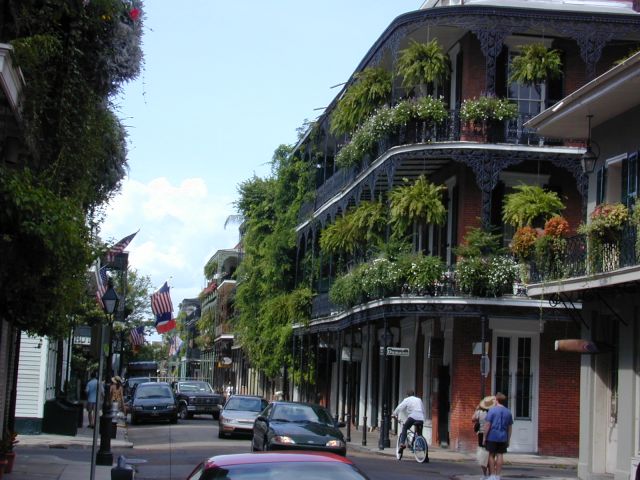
386, 347, 410, 357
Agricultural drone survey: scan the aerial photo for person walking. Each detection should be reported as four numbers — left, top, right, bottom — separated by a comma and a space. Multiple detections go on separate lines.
483, 392, 513, 480
85, 372, 98, 428
110, 376, 125, 417
472, 395, 496, 478
392, 389, 425, 449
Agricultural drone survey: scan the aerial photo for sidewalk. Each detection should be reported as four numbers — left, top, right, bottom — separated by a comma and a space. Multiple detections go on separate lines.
342, 424, 578, 469
7, 409, 133, 480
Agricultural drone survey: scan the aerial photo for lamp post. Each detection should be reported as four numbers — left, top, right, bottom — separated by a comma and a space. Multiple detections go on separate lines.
581, 114, 598, 174
96, 280, 119, 466
378, 319, 393, 450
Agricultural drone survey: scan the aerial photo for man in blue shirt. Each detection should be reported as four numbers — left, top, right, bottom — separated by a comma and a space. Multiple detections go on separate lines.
483, 392, 513, 480
85, 372, 98, 428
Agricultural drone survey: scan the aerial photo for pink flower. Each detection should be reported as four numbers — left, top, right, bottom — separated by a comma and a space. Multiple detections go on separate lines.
130, 8, 141, 21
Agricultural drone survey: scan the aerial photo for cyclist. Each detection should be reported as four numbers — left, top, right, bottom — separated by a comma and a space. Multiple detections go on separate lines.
392, 389, 425, 449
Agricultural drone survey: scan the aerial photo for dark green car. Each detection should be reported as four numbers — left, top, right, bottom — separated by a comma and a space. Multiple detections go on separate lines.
252, 402, 347, 456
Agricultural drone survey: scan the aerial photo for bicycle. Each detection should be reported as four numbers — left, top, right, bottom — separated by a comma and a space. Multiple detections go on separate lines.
395, 420, 429, 463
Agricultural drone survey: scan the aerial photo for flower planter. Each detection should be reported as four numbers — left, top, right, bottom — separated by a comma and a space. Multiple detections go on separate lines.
0, 458, 7, 478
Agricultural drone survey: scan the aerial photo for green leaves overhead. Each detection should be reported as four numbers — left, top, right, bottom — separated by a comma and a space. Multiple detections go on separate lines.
502, 185, 565, 228
396, 39, 450, 91
330, 67, 392, 136
509, 43, 563, 86
389, 175, 447, 234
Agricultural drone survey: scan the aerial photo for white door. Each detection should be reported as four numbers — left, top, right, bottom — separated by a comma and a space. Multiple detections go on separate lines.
492, 332, 539, 453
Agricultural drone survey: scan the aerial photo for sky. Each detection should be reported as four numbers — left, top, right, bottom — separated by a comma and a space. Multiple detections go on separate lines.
101, 1, 421, 338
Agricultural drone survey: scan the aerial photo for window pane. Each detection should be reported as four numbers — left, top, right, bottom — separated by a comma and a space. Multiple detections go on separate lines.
495, 337, 510, 396
516, 337, 532, 419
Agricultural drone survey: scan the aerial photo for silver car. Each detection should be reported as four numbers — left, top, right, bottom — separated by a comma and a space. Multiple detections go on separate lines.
218, 395, 268, 438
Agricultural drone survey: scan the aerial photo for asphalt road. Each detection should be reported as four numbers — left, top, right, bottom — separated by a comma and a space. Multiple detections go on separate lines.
18, 415, 579, 480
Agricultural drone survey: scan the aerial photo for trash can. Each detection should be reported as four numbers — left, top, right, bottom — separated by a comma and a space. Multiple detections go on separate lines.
42, 399, 78, 436
60, 399, 84, 428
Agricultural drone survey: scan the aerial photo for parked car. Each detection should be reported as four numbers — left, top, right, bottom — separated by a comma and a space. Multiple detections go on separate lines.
130, 382, 178, 425
251, 402, 347, 456
173, 380, 224, 420
186, 452, 369, 480
218, 395, 268, 438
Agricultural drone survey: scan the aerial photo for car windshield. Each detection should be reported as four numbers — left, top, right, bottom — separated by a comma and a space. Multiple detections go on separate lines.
272, 405, 335, 425
179, 382, 213, 393
136, 385, 172, 399
201, 463, 367, 479
224, 397, 264, 412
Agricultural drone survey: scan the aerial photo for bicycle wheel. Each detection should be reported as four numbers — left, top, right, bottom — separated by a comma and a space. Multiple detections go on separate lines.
413, 435, 428, 463
396, 432, 404, 460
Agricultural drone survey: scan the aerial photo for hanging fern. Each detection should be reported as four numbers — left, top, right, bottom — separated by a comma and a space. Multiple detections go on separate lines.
502, 185, 565, 228
396, 39, 450, 91
330, 67, 392, 135
389, 175, 447, 234
509, 43, 563, 85
319, 201, 387, 256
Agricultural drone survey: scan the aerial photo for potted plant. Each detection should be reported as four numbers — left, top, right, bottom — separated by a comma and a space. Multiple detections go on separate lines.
534, 216, 570, 280
396, 39, 450, 97
578, 203, 629, 273
0, 430, 18, 474
509, 43, 563, 86
459, 96, 518, 142
502, 184, 565, 228
330, 67, 392, 136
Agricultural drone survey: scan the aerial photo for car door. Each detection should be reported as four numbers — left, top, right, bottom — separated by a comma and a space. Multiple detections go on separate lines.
253, 404, 272, 450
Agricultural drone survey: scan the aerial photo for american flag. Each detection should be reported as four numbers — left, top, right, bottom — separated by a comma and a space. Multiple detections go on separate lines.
151, 282, 173, 316
105, 231, 138, 263
130, 326, 145, 346
95, 266, 109, 308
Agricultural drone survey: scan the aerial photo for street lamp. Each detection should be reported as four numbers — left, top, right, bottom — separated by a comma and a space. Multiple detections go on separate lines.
96, 280, 119, 466
378, 319, 393, 450
581, 114, 598, 174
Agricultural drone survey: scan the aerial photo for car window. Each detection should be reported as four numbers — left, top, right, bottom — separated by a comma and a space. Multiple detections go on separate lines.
135, 385, 173, 399
224, 397, 264, 412
179, 382, 213, 393
272, 404, 334, 425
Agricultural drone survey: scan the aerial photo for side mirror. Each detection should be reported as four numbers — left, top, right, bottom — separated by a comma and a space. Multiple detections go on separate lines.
336, 421, 346, 428
256, 415, 268, 423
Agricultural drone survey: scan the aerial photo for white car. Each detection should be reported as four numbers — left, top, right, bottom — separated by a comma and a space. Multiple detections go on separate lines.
218, 395, 268, 438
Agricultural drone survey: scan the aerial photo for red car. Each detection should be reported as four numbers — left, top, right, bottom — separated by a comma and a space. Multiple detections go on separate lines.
186, 452, 370, 479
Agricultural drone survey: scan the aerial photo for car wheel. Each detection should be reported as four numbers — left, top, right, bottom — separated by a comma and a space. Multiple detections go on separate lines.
263, 436, 269, 451
131, 415, 138, 425
212, 411, 220, 420
169, 415, 178, 425
218, 428, 224, 439
179, 404, 189, 420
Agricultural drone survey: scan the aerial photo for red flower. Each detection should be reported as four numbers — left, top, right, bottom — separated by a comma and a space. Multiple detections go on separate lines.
130, 8, 141, 21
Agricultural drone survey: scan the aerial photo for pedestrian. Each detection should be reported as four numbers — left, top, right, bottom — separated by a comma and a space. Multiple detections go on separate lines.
391, 389, 425, 449
110, 376, 125, 417
483, 392, 513, 480
85, 372, 98, 428
224, 381, 234, 400
472, 395, 496, 479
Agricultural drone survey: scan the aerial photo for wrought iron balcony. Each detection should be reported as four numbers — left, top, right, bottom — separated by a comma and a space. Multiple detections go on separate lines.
299, 111, 553, 223
528, 223, 639, 283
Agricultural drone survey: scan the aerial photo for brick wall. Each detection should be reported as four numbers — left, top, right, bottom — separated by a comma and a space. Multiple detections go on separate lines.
461, 34, 486, 99
538, 321, 580, 456
450, 317, 491, 452
457, 168, 482, 247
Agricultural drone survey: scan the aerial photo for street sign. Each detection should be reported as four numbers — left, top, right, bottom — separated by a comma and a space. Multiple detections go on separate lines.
222, 357, 232, 365
386, 347, 410, 357
480, 354, 490, 377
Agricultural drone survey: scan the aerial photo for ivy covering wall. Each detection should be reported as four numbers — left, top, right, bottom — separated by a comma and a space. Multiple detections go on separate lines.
0, 0, 144, 336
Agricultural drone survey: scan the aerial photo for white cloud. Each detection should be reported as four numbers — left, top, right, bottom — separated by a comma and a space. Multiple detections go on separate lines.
101, 177, 240, 325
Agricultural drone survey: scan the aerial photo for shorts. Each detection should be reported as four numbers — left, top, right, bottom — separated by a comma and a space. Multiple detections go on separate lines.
86, 402, 96, 412
486, 440, 508, 454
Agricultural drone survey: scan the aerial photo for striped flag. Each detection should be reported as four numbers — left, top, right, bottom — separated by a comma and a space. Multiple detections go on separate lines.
105, 231, 138, 263
130, 326, 145, 346
151, 282, 176, 334
95, 266, 108, 308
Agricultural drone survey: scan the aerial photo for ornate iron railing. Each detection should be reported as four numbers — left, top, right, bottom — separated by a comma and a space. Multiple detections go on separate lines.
299, 111, 554, 222
529, 223, 639, 283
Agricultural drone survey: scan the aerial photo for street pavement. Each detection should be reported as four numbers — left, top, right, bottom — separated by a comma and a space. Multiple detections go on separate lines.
7, 410, 577, 480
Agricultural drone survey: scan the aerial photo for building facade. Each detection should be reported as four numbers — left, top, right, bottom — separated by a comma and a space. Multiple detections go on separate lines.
285, 0, 640, 458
